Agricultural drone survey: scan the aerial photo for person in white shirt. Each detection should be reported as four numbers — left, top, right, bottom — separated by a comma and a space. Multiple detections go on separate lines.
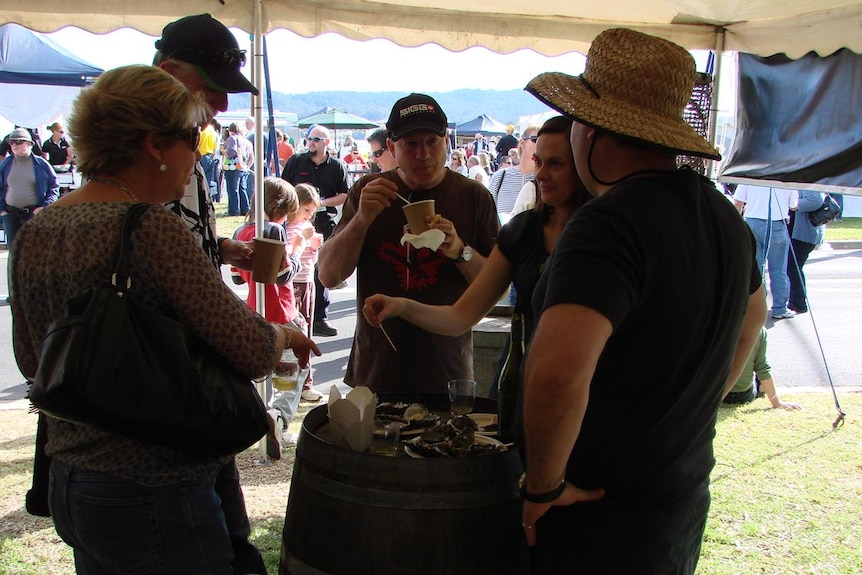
466, 155, 488, 187
733, 184, 798, 319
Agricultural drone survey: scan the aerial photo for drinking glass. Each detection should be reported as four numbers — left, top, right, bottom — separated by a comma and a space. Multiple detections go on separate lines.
447, 379, 476, 416
369, 422, 401, 457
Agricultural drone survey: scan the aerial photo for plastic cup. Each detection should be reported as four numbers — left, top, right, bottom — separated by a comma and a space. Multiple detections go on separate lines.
402, 199, 435, 234
252, 237, 286, 284
273, 348, 299, 391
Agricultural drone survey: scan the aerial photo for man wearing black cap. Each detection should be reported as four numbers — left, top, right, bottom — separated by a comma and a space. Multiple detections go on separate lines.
318, 93, 499, 393
153, 14, 266, 575
154, 12, 257, 270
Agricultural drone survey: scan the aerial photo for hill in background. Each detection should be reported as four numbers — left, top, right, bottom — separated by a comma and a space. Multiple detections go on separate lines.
228, 88, 555, 126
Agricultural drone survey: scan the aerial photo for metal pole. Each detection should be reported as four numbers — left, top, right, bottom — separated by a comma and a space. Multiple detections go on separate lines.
706, 27, 726, 180
252, 0, 270, 462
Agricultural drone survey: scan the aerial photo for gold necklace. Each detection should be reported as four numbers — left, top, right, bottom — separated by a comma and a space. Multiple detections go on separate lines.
88, 177, 139, 203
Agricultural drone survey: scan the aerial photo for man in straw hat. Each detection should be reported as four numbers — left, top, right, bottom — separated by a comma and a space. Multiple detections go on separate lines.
518, 28, 767, 572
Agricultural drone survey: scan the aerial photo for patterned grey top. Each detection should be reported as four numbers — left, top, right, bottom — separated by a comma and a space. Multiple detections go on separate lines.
10, 202, 279, 485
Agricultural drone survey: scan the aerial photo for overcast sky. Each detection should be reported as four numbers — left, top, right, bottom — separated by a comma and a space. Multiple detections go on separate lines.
46, 27, 590, 95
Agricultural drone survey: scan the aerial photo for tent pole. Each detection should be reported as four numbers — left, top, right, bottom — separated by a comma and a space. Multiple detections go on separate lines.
706, 27, 725, 180
252, 0, 269, 462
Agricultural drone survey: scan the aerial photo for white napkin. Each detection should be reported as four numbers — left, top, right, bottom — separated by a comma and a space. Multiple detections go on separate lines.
400, 228, 446, 251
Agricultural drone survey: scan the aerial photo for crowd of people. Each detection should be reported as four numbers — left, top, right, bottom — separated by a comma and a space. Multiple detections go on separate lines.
6, 12, 834, 575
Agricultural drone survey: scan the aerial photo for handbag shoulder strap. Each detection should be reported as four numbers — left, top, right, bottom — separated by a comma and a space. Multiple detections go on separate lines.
494, 168, 507, 202
112, 204, 151, 290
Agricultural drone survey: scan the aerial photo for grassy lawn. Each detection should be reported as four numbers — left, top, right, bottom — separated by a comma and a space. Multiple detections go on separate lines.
212, 195, 248, 238
215, 194, 862, 244
2, 392, 860, 574
825, 217, 862, 241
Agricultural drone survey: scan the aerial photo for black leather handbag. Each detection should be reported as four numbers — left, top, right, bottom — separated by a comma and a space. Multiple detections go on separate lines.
29, 204, 269, 456
808, 194, 842, 226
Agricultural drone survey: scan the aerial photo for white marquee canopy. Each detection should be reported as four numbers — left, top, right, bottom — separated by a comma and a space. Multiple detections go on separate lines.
2, 1, 861, 59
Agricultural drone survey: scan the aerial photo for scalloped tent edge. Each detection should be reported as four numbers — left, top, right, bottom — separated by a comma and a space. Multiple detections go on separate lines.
2, 1, 861, 59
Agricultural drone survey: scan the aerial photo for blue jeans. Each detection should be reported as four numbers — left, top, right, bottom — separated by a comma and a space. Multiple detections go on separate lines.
50, 460, 233, 574
224, 170, 250, 216
200, 154, 219, 201
744, 217, 790, 315
2, 206, 36, 247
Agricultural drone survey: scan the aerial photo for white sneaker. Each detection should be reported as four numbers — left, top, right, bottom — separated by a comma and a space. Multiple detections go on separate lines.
301, 388, 323, 402
282, 431, 298, 446
772, 310, 796, 319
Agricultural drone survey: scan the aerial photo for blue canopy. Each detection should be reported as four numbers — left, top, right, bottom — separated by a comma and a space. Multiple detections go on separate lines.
0, 23, 102, 86
455, 114, 509, 136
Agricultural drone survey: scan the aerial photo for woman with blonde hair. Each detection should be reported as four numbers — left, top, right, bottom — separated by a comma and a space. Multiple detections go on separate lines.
10, 65, 319, 572
448, 149, 468, 176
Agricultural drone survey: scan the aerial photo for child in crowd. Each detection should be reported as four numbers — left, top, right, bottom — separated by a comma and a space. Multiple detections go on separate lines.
232, 177, 310, 445
284, 183, 324, 401
723, 327, 803, 410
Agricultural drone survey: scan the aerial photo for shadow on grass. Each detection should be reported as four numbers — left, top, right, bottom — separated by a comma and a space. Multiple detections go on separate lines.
710, 425, 835, 485
0, 505, 54, 539
0, 432, 37, 452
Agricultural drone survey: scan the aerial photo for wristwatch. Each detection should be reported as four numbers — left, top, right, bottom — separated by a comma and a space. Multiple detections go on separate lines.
451, 244, 473, 263
518, 473, 566, 503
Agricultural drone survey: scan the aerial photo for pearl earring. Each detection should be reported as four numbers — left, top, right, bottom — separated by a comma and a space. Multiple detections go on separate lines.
160, 163, 168, 172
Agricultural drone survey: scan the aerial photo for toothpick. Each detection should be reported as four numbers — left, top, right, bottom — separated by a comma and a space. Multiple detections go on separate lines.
380, 322, 397, 352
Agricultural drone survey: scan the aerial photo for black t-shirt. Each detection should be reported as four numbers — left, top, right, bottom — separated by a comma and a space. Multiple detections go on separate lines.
531, 169, 761, 504
496, 134, 518, 160
42, 138, 70, 166
496, 208, 548, 342
281, 152, 349, 235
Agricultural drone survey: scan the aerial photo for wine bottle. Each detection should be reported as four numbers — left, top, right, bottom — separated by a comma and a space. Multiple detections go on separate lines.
497, 313, 524, 443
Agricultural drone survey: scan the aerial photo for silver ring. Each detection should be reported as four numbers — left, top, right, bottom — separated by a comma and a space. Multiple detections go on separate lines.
521, 523, 534, 529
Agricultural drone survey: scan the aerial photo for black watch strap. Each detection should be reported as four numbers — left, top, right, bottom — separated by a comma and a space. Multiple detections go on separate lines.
519, 474, 566, 503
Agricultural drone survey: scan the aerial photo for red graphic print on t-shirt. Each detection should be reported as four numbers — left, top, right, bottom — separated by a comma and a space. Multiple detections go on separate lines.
378, 241, 445, 291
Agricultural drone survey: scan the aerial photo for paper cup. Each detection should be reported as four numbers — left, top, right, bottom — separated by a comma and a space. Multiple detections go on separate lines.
252, 237, 286, 284
402, 199, 435, 234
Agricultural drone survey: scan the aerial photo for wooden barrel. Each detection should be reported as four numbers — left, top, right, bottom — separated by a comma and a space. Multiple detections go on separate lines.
279, 394, 527, 575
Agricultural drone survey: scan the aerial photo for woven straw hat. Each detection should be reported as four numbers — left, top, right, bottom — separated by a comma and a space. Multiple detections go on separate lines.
526, 28, 720, 160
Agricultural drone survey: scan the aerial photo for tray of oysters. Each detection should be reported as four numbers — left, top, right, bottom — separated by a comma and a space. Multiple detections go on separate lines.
375, 402, 442, 437
410, 418, 507, 459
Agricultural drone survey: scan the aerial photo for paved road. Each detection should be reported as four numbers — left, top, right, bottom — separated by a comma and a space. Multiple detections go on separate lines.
2, 245, 860, 409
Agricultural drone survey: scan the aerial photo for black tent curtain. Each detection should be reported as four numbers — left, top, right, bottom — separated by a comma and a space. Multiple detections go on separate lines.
720, 49, 862, 195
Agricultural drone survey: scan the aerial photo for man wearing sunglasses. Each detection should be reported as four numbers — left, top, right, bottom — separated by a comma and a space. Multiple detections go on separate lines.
281, 125, 351, 338
153, 13, 267, 575
366, 128, 398, 173
0, 128, 59, 247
